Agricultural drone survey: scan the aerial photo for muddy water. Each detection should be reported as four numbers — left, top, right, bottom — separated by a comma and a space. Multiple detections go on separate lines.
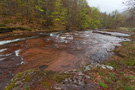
0, 30, 130, 89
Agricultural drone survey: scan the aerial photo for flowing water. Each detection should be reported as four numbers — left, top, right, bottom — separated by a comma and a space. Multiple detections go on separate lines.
0, 30, 130, 89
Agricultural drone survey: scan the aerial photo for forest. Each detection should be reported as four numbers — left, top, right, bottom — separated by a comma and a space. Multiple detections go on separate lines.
0, 0, 131, 31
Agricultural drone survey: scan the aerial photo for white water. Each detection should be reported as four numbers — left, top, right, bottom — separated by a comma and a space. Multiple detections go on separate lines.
0, 58, 5, 61
0, 36, 38, 46
0, 48, 7, 52
15, 49, 21, 56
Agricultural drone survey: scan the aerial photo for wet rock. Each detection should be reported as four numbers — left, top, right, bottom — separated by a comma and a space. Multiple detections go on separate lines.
0, 48, 7, 52
92, 30, 130, 37
92, 30, 112, 35
84, 63, 114, 71
78, 71, 83, 76
55, 70, 100, 90
0, 30, 130, 89
50, 32, 60, 37
39, 65, 48, 71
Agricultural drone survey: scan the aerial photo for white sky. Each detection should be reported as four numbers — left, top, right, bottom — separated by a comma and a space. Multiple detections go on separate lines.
87, 0, 128, 13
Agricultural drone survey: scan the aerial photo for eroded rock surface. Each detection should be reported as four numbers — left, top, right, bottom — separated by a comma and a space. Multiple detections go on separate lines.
0, 30, 130, 89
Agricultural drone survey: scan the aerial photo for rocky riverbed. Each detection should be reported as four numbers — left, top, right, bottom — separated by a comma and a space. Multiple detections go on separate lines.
0, 30, 130, 89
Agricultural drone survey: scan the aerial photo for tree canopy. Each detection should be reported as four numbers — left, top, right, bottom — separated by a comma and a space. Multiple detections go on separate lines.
0, 0, 126, 30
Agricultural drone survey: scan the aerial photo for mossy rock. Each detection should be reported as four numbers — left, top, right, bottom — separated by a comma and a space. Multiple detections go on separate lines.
5, 70, 70, 90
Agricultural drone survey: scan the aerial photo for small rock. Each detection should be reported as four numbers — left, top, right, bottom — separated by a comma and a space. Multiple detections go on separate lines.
78, 71, 83, 76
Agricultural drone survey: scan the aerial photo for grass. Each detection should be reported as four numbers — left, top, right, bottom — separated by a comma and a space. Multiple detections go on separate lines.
102, 77, 112, 84
127, 76, 135, 80
124, 85, 132, 90
103, 41, 135, 89
99, 82, 108, 88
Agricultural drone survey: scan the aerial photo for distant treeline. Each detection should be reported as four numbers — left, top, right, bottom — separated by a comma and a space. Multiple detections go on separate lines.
0, 0, 128, 30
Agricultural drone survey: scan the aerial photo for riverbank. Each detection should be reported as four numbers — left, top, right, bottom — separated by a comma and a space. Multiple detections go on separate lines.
86, 29, 135, 89
0, 15, 83, 34
84, 41, 135, 89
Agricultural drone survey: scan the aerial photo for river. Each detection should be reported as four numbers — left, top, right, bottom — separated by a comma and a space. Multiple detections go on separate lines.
0, 30, 130, 89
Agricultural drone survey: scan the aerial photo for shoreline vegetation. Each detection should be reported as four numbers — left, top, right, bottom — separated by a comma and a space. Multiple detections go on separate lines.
0, 0, 132, 32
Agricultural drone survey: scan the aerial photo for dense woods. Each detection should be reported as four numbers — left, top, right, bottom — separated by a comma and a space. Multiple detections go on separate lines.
0, 0, 130, 30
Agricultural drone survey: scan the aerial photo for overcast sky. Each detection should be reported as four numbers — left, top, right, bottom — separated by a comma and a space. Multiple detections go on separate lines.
88, 0, 128, 13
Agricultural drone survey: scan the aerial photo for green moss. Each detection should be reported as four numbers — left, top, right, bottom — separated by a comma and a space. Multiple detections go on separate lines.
52, 73, 69, 83
121, 58, 135, 67
5, 70, 35, 90
25, 85, 29, 90
5, 70, 70, 90
14, 72, 24, 79
116, 83, 123, 89
99, 72, 104, 76
131, 82, 135, 86
124, 85, 132, 90
22, 75, 32, 83
108, 73, 117, 80
127, 76, 135, 80
106, 62, 118, 68
122, 41, 130, 46
5, 80, 16, 90
99, 82, 108, 88
117, 72, 124, 76
101, 73, 116, 84
41, 80, 53, 89
43, 71, 70, 83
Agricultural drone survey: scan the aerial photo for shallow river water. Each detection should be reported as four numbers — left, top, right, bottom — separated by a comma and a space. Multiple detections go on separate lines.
0, 30, 130, 89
